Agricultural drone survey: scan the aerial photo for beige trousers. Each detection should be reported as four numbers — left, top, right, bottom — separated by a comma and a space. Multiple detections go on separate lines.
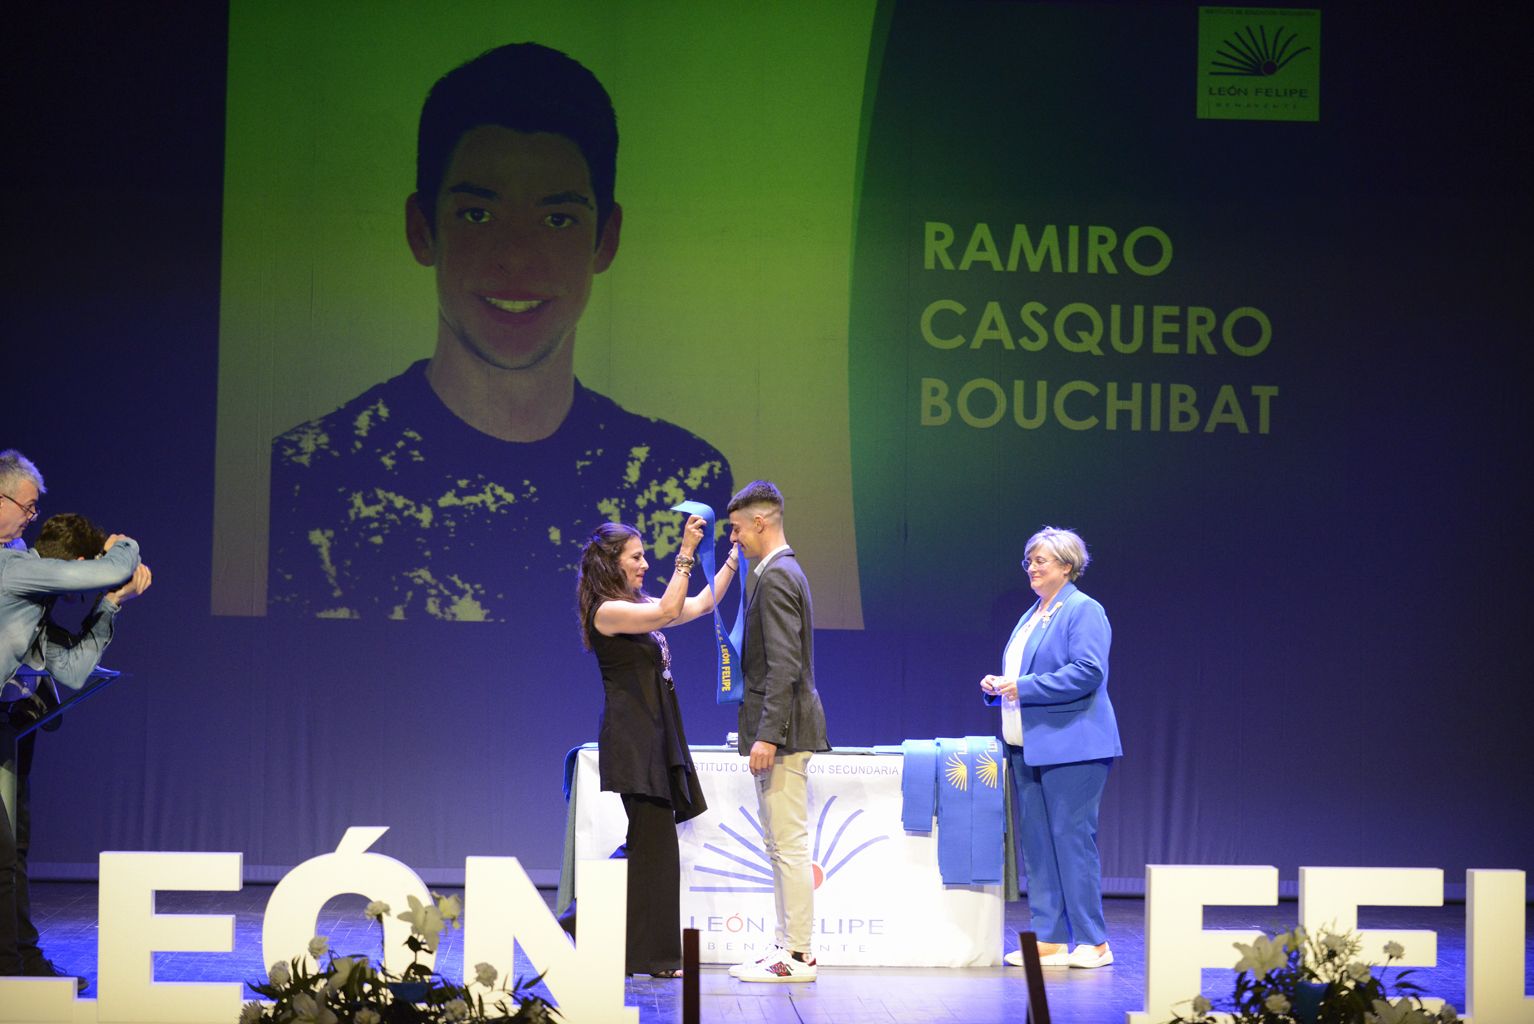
754, 749, 814, 953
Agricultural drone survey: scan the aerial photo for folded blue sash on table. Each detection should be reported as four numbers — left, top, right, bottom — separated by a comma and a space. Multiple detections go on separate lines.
900, 735, 1004, 885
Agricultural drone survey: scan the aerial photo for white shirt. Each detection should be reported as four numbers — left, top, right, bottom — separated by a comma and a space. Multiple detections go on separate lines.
998, 611, 1044, 747
754, 544, 792, 577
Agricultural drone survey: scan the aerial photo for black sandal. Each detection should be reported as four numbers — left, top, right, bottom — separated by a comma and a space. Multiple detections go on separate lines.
648, 968, 684, 979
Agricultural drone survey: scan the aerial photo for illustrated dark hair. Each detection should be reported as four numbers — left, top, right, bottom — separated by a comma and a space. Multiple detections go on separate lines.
576, 522, 643, 649
416, 42, 618, 237
35, 512, 107, 560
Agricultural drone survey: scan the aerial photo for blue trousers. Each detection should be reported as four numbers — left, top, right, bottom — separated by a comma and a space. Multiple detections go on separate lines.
1006, 747, 1111, 947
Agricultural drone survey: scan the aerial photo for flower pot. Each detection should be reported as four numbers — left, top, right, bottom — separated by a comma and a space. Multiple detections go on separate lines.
387, 980, 431, 1004
1291, 980, 1327, 1023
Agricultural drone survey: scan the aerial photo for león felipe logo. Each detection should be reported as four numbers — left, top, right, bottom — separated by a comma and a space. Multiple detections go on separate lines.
689, 795, 889, 893
1197, 8, 1320, 122
1208, 23, 1311, 78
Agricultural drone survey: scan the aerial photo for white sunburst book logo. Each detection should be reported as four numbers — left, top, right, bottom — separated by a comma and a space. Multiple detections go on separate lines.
688, 796, 890, 893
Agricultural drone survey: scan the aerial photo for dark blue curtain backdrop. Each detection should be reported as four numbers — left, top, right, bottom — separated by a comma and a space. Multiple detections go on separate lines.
4, 2, 1530, 895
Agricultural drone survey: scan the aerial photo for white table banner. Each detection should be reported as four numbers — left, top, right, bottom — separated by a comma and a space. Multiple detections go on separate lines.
571, 745, 1002, 967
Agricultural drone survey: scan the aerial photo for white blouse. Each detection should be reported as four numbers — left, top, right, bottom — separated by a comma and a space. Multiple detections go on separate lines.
998, 611, 1044, 747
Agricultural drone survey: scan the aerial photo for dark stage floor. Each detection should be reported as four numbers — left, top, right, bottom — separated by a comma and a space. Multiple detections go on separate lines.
24, 882, 1531, 1022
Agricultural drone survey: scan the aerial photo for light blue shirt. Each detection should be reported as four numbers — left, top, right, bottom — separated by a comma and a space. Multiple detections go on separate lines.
0, 537, 139, 697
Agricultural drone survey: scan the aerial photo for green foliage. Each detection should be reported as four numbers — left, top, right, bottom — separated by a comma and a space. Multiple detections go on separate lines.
240, 894, 558, 1024
1164, 926, 1459, 1024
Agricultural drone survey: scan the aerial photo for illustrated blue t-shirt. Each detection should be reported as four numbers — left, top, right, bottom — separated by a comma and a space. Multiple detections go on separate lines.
268, 360, 732, 621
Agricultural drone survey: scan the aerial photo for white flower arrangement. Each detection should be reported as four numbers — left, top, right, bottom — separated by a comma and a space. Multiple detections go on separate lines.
242, 893, 556, 1024
1165, 926, 1458, 1024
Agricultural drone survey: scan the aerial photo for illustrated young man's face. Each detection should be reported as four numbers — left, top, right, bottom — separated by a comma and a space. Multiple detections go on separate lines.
407, 125, 621, 372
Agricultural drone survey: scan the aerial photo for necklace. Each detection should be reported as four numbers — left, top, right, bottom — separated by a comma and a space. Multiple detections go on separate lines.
651, 629, 675, 686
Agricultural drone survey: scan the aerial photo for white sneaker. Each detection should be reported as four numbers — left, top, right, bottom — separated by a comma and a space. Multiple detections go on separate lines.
728, 945, 782, 979
1068, 943, 1113, 968
736, 947, 817, 983
1005, 946, 1072, 966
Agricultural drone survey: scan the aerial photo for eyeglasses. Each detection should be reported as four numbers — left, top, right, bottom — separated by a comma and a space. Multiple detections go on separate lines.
1, 494, 39, 522
1021, 555, 1060, 570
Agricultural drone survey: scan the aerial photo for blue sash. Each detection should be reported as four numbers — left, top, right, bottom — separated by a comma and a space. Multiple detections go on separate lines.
899, 735, 1005, 884
671, 500, 747, 704
966, 735, 1005, 884
936, 737, 973, 882
899, 739, 939, 832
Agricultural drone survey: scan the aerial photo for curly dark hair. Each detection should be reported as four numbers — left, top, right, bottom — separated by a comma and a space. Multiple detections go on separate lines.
35, 513, 107, 560
576, 522, 644, 649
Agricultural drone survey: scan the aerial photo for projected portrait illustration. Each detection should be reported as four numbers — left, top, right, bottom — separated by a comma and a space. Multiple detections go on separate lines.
266, 44, 732, 621
211, 6, 874, 627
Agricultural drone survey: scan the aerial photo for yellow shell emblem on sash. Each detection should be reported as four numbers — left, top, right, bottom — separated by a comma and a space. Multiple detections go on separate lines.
977, 752, 1000, 789
943, 754, 968, 791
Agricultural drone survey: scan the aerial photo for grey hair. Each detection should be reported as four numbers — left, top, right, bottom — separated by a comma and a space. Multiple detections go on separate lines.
1025, 525, 1090, 582
0, 449, 45, 496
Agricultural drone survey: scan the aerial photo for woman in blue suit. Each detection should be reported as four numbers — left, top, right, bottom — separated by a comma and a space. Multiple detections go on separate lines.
981, 526, 1121, 970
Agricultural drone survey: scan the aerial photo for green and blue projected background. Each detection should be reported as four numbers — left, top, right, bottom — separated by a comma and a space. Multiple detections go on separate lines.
212, 2, 872, 627
6, 2, 1530, 890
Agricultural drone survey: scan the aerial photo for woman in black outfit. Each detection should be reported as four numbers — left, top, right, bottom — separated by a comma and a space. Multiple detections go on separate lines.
576, 514, 739, 977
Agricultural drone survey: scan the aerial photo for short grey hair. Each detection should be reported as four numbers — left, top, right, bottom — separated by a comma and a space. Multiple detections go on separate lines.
1025, 525, 1090, 582
0, 449, 45, 496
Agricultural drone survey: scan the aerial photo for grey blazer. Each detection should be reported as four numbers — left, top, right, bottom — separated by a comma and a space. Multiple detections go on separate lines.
737, 549, 830, 755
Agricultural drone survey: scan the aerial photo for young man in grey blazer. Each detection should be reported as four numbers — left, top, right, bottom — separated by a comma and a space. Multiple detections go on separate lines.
725, 480, 829, 983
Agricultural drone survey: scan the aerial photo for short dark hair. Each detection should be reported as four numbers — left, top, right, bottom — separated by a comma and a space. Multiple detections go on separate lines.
35, 513, 107, 560
726, 480, 784, 516
416, 42, 618, 236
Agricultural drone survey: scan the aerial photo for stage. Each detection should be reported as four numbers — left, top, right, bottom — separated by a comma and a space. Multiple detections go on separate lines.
26, 882, 1523, 1023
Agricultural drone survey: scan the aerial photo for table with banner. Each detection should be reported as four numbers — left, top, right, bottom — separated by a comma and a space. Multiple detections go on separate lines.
561, 740, 1011, 968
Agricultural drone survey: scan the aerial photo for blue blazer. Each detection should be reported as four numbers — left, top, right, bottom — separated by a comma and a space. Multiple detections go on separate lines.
986, 582, 1122, 766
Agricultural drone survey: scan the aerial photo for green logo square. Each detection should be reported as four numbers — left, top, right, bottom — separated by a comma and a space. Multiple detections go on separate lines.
1197, 7, 1320, 122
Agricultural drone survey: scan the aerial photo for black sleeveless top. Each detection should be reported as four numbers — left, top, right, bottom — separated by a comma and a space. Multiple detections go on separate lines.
587, 610, 707, 823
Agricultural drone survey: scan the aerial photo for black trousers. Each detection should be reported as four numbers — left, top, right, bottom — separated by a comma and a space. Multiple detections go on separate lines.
619, 793, 681, 974
0, 724, 40, 975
